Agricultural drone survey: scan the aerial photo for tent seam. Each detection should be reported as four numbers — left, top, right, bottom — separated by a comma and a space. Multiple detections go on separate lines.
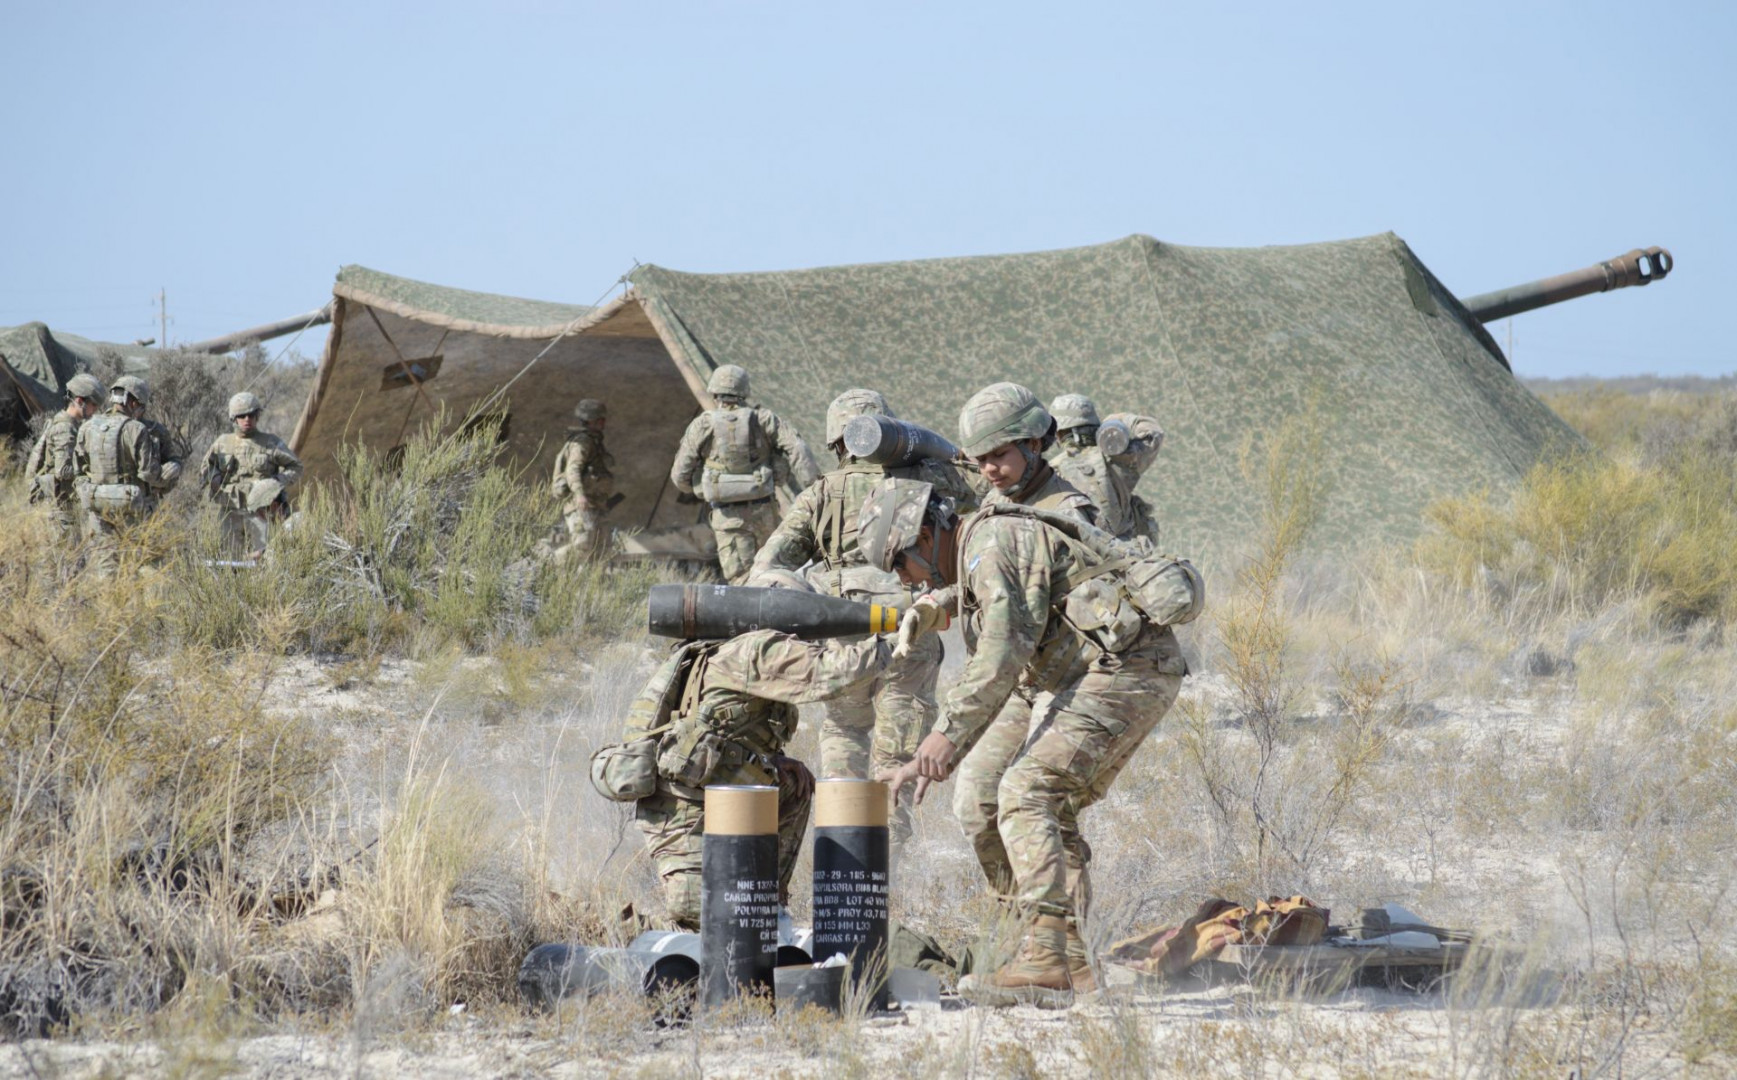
1390, 241, 1529, 483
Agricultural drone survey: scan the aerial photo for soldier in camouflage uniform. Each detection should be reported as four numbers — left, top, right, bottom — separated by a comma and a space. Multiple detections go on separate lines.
111, 375, 184, 500
747, 389, 978, 842
669, 365, 820, 584
551, 398, 614, 561
201, 391, 303, 559
25, 373, 105, 539
1047, 395, 1171, 549
75, 378, 163, 575
1100, 411, 1166, 546
1046, 394, 1135, 539
919, 385, 1096, 963
628, 616, 894, 930
862, 469, 1189, 1008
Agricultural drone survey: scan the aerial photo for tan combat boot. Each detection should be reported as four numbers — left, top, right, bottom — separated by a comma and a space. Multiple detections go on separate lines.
1066, 920, 1098, 996
958, 915, 1075, 1009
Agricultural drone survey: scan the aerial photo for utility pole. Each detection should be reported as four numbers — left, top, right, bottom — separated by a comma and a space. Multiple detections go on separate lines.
158, 287, 168, 349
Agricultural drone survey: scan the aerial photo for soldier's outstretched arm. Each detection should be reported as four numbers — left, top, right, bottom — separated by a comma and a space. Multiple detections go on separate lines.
747, 481, 824, 578
929, 525, 1051, 751
703, 629, 892, 704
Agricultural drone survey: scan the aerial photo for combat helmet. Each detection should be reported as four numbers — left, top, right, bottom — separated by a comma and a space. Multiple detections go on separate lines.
857, 477, 947, 574
110, 375, 150, 406
572, 398, 607, 423
65, 373, 104, 402
826, 388, 895, 446
228, 391, 263, 418
957, 382, 1054, 459
1050, 393, 1101, 433
707, 364, 751, 400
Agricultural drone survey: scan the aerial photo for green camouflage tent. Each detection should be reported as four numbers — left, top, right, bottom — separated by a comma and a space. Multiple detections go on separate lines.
0, 322, 154, 440
629, 233, 1578, 565
294, 235, 1579, 568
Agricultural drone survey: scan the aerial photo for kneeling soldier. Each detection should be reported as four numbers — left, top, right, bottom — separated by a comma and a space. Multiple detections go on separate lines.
748, 388, 978, 843
622, 591, 894, 930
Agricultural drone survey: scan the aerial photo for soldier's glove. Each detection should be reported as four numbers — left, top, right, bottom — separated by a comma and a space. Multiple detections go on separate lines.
893, 595, 949, 659
771, 755, 815, 803
159, 461, 183, 485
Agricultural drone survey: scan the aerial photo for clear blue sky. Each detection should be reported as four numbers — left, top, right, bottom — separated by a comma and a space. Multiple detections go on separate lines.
3, 1, 1730, 377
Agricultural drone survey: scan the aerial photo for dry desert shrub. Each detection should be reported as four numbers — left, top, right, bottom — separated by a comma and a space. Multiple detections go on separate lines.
0, 400, 658, 1039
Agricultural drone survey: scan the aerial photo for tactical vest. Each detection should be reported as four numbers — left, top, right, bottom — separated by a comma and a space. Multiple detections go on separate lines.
807, 463, 908, 599
956, 503, 1202, 689
221, 433, 273, 478
577, 433, 612, 480
704, 407, 764, 474
83, 413, 134, 485
984, 465, 1092, 520
629, 641, 797, 793
814, 463, 886, 568
701, 407, 774, 504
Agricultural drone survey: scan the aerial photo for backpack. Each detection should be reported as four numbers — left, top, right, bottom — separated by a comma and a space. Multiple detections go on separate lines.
701, 408, 775, 504
588, 641, 712, 802
968, 503, 1205, 635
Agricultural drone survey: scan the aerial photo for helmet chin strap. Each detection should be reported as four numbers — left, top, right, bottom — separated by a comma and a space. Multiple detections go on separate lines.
994, 443, 1047, 499
989, 442, 1048, 495
904, 506, 950, 588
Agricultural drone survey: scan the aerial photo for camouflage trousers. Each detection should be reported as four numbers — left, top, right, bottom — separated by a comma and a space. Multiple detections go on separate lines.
220, 511, 271, 560
634, 763, 812, 931
83, 508, 153, 577
46, 500, 80, 542
954, 627, 1184, 921
561, 507, 610, 562
819, 629, 941, 843
708, 499, 782, 585
952, 690, 1035, 900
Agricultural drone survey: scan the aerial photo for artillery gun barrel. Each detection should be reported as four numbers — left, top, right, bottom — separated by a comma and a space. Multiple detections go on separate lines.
842, 415, 960, 467
184, 304, 334, 355
648, 584, 900, 641
1461, 247, 1673, 323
